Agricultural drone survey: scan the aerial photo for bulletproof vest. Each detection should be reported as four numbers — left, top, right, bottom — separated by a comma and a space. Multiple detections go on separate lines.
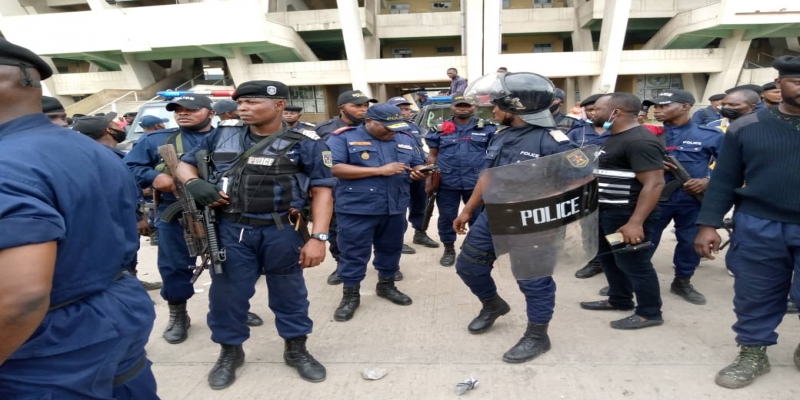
486, 126, 551, 168
155, 129, 183, 174
210, 124, 307, 215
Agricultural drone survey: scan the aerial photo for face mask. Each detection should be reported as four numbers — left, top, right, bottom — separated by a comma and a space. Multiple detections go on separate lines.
343, 109, 365, 125
719, 107, 743, 120
182, 115, 212, 132
110, 128, 127, 143
548, 104, 561, 114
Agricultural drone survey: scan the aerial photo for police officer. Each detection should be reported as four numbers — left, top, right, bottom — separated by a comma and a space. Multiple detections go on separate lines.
453, 72, 577, 363
550, 88, 579, 132
569, 93, 611, 279
140, 115, 170, 134
0, 38, 157, 398
646, 89, 722, 305
283, 104, 315, 129
315, 89, 378, 285
42, 96, 68, 127
707, 89, 760, 131
175, 80, 333, 389
213, 99, 239, 121
761, 81, 781, 106
726, 84, 766, 111
125, 94, 263, 344
695, 55, 800, 389
690, 93, 725, 125
425, 93, 496, 266
326, 103, 433, 322
387, 95, 440, 253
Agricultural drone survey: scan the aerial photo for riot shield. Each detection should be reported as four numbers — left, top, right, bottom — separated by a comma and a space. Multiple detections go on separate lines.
482, 145, 599, 280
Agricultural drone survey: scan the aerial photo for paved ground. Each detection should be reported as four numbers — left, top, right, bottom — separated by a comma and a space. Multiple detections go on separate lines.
136, 215, 800, 400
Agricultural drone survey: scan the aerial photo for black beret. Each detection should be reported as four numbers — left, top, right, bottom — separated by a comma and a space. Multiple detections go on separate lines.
762, 82, 777, 91
726, 84, 763, 95
41, 96, 65, 113
285, 105, 303, 112
772, 55, 800, 78
579, 93, 604, 107
0, 38, 52, 80
233, 80, 288, 100
708, 93, 726, 101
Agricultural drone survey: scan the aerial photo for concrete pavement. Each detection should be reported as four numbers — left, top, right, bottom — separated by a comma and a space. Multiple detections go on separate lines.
136, 218, 800, 400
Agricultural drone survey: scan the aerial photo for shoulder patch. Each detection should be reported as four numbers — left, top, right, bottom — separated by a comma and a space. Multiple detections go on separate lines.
321, 151, 332, 167
302, 121, 316, 127
548, 129, 571, 144
301, 130, 320, 140
219, 119, 244, 127
332, 126, 355, 135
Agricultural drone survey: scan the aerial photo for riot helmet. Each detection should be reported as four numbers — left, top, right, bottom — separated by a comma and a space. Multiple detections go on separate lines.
465, 72, 556, 128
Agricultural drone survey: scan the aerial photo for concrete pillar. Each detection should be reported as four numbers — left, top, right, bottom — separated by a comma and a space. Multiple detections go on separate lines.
464, 0, 485, 83
120, 53, 156, 89
41, 57, 75, 107
565, 77, 577, 108
225, 48, 252, 86
371, 83, 388, 102
88, 63, 101, 73
681, 73, 707, 104
482, 1, 501, 75
336, 0, 371, 97
703, 30, 751, 101
593, 0, 631, 93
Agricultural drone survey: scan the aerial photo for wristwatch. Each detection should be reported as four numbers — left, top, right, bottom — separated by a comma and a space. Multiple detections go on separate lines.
310, 233, 329, 242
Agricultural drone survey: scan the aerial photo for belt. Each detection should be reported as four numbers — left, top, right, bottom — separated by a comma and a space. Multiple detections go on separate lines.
221, 212, 291, 227
48, 270, 128, 312
113, 355, 147, 386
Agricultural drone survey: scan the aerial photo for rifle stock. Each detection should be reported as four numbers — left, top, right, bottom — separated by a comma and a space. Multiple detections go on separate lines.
422, 171, 440, 231
663, 155, 704, 203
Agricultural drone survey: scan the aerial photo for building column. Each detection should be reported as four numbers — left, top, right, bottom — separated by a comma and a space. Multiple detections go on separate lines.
481, 1, 501, 75
681, 73, 707, 105
120, 53, 156, 90
336, 0, 371, 97
564, 77, 577, 110
593, 0, 631, 93
225, 48, 252, 87
464, 0, 485, 83
569, 4, 595, 98
702, 30, 751, 101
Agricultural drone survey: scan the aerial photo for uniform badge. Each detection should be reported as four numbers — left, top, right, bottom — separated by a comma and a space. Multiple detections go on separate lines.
361, 151, 370, 160
565, 149, 589, 168
349, 141, 371, 146
397, 143, 413, 150
267, 86, 277, 95
322, 151, 332, 167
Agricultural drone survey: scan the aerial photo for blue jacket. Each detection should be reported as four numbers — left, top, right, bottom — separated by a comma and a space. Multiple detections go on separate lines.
425, 117, 497, 190
663, 121, 723, 204
690, 106, 720, 126
567, 123, 610, 147
485, 124, 578, 168
327, 125, 425, 215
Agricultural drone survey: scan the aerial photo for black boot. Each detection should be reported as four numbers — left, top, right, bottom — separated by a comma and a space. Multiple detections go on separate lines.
502, 323, 551, 363
284, 335, 326, 382
440, 243, 456, 267
246, 312, 263, 327
208, 344, 245, 390
163, 302, 191, 344
327, 264, 342, 285
402, 244, 417, 254
413, 229, 440, 248
376, 277, 412, 305
574, 260, 603, 279
334, 285, 360, 321
468, 295, 511, 334
670, 276, 707, 305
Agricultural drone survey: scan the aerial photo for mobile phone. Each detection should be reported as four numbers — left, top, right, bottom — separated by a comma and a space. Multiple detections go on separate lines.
419, 165, 439, 173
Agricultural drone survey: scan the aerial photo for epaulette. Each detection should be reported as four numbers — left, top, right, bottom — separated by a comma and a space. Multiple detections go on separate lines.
332, 126, 355, 135
300, 129, 320, 141
218, 119, 244, 127
301, 121, 316, 128
697, 124, 723, 134
476, 119, 495, 129
548, 129, 571, 144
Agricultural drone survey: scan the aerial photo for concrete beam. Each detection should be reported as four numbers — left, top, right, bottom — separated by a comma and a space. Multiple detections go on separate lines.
120, 53, 156, 90
702, 30, 751, 102
225, 48, 252, 86
337, 0, 370, 97
743, 23, 796, 40
197, 45, 235, 59
593, 0, 631, 93
79, 52, 125, 66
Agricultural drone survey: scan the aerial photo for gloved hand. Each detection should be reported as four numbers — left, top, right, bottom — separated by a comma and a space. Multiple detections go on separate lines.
185, 179, 223, 207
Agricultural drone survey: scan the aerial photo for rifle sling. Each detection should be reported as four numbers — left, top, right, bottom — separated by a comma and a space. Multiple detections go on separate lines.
220, 128, 293, 179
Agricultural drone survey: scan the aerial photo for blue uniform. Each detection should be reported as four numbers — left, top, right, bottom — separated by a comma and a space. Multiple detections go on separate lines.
566, 123, 610, 147
425, 118, 497, 244
0, 114, 157, 399
649, 122, 722, 278
690, 106, 720, 126
327, 125, 425, 286
124, 127, 209, 303
405, 120, 429, 231
181, 124, 336, 344
455, 125, 577, 323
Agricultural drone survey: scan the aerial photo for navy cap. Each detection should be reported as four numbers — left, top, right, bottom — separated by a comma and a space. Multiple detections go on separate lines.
772, 55, 800, 78
643, 89, 695, 106
579, 93, 603, 107
213, 99, 238, 114
708, 93, 726, 101
0, 38, 53, 80
416, 91, 429, 98
366, 104, 410, 132
450, 93, 473, 106
762, 81, 777, 91
284, 105, 303, 112
387, 96, 412, 106
41, 96, 65, 113
139, 115, 169, 128
726, 84, 763, 95
338, 90, 377, 106
72, 112, 117, 139
166, 94, 213, 111
233, 80, 289, 100
553, 88, 566, 101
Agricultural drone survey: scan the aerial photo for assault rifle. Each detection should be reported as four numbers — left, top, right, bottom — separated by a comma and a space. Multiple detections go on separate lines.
661, 154, 704, 203
157, 146, 225, 283
421, 166, 441, 231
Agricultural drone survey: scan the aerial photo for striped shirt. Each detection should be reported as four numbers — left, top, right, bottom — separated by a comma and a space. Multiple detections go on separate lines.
594, 126, 666, 207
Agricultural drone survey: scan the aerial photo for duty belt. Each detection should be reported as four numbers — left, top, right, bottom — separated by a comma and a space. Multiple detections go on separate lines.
47, 270, 128, 312
221, 212, 292, 227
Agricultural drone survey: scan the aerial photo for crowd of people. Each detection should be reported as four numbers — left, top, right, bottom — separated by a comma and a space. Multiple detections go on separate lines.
1, 36, 799, 398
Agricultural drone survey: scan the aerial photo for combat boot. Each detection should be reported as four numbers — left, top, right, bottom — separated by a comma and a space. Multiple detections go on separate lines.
468, 295, 511, 334
334, 286, 360, 321
574, 260, 603, 279
246, 312, 264, 327
208, 344, 245, 390
284, 335, 326, 383
502, 323, 551, 363
376, 277, 412, 305
327, 264, 342, 285
440, 243, 456, 267
163, 302, 191, 344
149, 228, 158, 246
413, 229, 440, 248
670, 276, 707, 305
715, 345, 770, 389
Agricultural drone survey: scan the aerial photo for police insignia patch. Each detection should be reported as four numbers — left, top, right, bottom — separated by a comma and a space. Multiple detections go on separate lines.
322, 151, 332, 167
267, 86, 277, 95
301, 130, 320, 140
565, 149, 589, 168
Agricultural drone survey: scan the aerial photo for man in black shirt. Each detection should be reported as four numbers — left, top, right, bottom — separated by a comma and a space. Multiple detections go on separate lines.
579, 93, 666, 330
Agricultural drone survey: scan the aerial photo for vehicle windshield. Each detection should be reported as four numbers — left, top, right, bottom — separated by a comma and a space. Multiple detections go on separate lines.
126, 104, 180, 143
